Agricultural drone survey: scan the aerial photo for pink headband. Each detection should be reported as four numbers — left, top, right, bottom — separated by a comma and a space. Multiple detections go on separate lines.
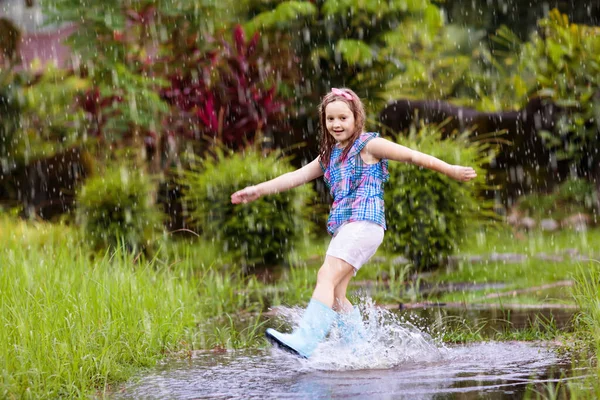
331, 88, 353, 101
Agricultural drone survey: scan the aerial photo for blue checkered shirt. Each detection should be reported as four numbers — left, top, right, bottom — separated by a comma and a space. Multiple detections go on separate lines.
319, 132, 389, 235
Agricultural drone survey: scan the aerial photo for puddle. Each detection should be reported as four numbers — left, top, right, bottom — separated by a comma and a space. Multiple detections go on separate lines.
111, 303, 589, 399
400, 306, 576, 338
111, 343, 583, 400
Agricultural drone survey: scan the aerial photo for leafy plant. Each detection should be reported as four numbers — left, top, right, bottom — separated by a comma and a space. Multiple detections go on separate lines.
180, 146, 315, 270
383, 123, 495, 270
76, 165, 164, 251
463, 10, 600, 186
521, 10, 600, 165
161, 25, 286, 150
383, 22, 474, 103
243, 0, 441, 114
40, 0, 226, 164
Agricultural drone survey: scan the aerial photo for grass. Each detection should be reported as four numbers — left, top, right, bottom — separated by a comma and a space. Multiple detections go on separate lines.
3, 214, 600, 398
459, 226, 600, 256
414, 227, 600, 305
572, 262, 600, 354
0, 217, 268, 399
0, 223, 200, 398
435, 313, 565, 343
268, 226, 600, 307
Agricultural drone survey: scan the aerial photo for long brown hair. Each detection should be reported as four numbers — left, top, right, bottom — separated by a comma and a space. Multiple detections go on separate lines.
318, 88, 366, 168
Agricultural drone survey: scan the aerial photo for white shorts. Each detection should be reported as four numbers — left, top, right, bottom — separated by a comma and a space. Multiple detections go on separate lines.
326, 221, 384, 272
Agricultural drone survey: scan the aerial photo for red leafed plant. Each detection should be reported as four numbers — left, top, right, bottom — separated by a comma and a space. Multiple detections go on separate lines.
161, 25, 286, 150
77, 87, 123, 138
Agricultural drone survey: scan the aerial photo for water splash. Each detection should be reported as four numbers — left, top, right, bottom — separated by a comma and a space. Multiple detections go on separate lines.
271, 297, 447, 370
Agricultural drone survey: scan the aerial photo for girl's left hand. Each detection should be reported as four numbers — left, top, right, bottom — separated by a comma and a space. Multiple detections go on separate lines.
451, 166, 477, 182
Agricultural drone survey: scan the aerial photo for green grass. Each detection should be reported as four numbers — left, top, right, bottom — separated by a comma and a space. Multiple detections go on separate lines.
0, 217, 268, 399
435, 313, 566, 343
422, 226, 599, 305
0, 221, 200, 398
572, 262, 600, 353
459, 226, 600, 256
3, 216, 599, 398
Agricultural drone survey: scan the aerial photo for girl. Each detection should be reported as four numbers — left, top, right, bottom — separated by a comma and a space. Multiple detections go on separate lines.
231, 88, 477, 358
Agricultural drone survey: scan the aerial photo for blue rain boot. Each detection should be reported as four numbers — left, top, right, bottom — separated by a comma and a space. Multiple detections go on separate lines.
265, 299, 336, 358
337, 306, 367, 345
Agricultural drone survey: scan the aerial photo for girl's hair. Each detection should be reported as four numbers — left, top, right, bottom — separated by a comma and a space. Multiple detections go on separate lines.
318, 88, 366, 168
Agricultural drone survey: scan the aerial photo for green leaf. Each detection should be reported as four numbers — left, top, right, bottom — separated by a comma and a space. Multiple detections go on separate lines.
245, 1, 317, 34
336, 39, 374, 65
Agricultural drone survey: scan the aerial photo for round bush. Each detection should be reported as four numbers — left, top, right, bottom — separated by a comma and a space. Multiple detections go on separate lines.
76, 167, 164, 251
180, 148, 315, 269
383, 125, 493, 271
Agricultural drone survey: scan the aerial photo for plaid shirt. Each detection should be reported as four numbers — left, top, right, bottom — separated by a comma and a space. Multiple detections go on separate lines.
320, 132, 389, 235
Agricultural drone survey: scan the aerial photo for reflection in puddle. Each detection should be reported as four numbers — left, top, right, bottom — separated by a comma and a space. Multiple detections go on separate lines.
112, 303, 587, 399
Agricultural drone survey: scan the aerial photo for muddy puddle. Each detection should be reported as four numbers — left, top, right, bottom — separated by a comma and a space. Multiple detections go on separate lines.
111, 302, 591, 399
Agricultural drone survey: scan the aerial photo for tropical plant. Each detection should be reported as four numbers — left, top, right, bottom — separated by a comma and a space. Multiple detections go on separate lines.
16, 66, 89, 160
461, 10, 600, 179
161, 25, 287, 150
383, 22, 474, 103
39, 0, 232, 165
521, 10, 600, 178
243, 0, 443, 114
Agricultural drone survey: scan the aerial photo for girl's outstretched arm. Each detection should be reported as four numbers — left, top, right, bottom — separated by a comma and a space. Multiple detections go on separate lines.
231, 158, 324, 204
365, 138, 477, 182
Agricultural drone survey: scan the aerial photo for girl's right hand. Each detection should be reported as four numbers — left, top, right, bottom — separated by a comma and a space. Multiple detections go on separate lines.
231, 186, 261, 204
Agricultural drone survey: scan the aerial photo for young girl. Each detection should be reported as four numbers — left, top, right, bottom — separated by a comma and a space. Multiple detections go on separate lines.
231, 88, 477, 358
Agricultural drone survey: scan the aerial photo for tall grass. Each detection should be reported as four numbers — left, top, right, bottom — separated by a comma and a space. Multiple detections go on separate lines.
0, 222, 201, 398
572, 261, 600, 355
0, 217, 265, 398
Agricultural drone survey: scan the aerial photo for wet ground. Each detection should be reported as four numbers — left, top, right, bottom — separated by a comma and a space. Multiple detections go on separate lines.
111, 305, 591, 399
111, 342, 586, 400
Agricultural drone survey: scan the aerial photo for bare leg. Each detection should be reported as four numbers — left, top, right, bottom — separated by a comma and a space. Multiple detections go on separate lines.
333, 269, 355, 313
311, 255, 355, 308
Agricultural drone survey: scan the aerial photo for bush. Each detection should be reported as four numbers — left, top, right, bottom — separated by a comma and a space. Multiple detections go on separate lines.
76, 166, 164, 251
517, 178, 597, 220
383, 124, 494, 271
180, 147, 315, 269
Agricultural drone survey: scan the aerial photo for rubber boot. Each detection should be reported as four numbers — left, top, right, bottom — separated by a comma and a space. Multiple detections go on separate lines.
337, 306, 367, 345
265, 298, 336, 358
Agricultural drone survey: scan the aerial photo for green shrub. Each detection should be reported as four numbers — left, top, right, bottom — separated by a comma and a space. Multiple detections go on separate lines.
517, 178, 597, 220
180, 147, 315, 269
76, 166, 164, 250
383, 124, 494, 270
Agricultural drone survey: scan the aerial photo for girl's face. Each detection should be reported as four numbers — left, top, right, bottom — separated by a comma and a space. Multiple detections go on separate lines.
325, 100, 356, 147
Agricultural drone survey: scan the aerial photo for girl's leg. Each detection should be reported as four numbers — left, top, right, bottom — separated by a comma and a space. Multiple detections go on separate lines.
311, 255, 355, 309
265, 256, 354, 358
333, 269, 355, 312
332, 269, 367, 345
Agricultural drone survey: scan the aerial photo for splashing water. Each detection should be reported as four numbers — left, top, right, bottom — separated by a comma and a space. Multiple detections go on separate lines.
273, 297, 447, 370
112, 298, 583, 399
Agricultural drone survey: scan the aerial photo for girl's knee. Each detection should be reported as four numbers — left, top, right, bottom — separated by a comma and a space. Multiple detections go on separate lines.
316, 265, 335, 286
317, 264, 339, 285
